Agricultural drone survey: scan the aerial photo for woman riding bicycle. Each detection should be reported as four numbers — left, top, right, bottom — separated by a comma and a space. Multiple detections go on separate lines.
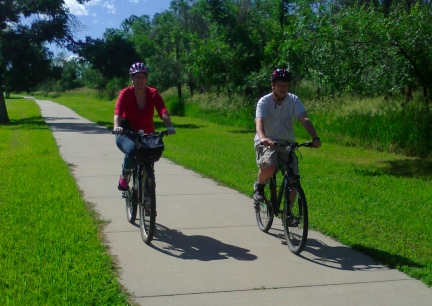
113, 62, 176, 191
253, 69, 321, 205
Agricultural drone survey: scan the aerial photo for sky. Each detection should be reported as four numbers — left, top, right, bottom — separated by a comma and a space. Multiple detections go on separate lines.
53, 0, 173, 55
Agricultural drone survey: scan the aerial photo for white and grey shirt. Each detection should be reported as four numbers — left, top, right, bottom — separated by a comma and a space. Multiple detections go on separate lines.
254, 92, 306, 147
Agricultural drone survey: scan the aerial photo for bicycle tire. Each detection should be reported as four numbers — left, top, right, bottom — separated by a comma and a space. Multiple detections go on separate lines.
283, 184, 308, 255
255, 179, 276, 232
139, 173, 156, 244
125, 170, 138, 223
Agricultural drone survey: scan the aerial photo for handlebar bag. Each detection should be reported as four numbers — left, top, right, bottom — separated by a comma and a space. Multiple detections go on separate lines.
135, 134, 165, 162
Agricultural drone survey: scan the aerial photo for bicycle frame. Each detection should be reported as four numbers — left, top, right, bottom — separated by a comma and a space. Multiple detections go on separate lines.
114, 129, 167, 244
136, 162, 154, 204
271, 143, 304, 214
255, 141, 312, 254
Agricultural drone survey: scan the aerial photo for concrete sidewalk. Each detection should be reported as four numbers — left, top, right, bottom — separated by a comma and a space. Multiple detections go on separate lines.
34, 98, 431, 306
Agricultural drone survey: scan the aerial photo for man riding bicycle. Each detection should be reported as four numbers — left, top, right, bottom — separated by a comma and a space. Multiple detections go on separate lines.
253, 69, 321, 205
113, 62, 176, 191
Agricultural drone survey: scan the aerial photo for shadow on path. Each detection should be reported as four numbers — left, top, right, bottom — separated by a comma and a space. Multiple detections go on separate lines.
266, 228, 400, 272
299, 238, 387, 271
150, 224, 258, 262
44, 118, 111, 134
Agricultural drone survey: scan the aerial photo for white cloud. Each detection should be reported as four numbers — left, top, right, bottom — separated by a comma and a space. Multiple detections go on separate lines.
129, 0, 140, 3
64, 0, 88, 16
86, 0, 102, 7
102, 1, 117, 14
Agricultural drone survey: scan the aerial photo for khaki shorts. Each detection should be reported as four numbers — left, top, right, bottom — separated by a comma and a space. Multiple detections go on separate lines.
255, 144, 299, 175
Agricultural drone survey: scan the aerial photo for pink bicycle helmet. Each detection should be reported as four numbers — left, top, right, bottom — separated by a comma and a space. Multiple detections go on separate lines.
271, 68, 291, 83
129, 62, 149, 76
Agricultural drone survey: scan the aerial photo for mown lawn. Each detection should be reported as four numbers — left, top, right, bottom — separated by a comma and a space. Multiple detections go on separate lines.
0, 98, 132, 305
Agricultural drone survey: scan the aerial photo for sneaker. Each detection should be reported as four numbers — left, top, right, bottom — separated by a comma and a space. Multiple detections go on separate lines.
286, 215, 299, 227
118, 176, 128, 191
253, 189, 264, 203
253, 189, 264, 210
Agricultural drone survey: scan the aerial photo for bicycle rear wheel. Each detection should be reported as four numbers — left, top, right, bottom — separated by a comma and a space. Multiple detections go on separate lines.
125, 170, 138, 223
255, 179, 275, 232
283, 184, 308, 255
139, 171, 156, 244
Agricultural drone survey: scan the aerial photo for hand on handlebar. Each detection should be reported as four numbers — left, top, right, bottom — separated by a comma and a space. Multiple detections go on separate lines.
260, 137, 275, 147
166, 126, 176, 135
113, 127, 123, 134
312, 138, 321, 148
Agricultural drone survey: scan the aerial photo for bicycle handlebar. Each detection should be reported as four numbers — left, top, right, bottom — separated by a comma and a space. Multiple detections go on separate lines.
260, 141, 314, 153
112, 130, 168, 137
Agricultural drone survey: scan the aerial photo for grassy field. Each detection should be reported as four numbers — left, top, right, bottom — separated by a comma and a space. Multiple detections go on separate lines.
0, 98, 132, 305
30, 90, 432, 288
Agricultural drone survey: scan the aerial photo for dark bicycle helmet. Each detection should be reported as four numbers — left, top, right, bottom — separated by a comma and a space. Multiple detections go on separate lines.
129, 62, 149, 76
271, 68, 291, 83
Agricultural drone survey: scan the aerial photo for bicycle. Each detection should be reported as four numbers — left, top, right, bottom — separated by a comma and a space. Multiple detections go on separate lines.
254, 141, 313, 254
114, 130, 167, 244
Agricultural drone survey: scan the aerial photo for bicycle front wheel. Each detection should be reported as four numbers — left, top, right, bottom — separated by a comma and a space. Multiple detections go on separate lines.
139, 174, 156, 244
283, 184, 308, 255
255, 179, 275, 232
125, 170, 138, 224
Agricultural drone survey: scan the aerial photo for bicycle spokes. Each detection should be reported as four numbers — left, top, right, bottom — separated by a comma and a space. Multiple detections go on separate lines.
125, 172, 138, 223
284, 185, 308, 255
139, 176, 156, 244
255, 180, 276, 233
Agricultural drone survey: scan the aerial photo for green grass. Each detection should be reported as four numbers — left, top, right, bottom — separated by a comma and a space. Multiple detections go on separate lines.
32, 90, 432, 287
0, 99, 132, 305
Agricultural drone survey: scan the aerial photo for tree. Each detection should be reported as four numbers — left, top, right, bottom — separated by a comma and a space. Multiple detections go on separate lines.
278, 0, 432, 100
54, 56, 85, 91
0, 0, 89, 124
77, 29, 140, 81
2, 32, 52, 96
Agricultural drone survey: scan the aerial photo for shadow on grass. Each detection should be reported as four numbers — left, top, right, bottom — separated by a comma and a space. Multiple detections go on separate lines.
158, 122, 203, 130
355, 158, 432, 180
5, 116, 48, 129
5, 96, 24, 100
150, 223, 258, 261
351, 244, 424, 270
228, 128, 255, 134
96, 121, 114, 129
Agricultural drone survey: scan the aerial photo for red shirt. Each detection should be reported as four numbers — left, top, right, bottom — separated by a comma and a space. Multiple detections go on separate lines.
114, 86, 168, 133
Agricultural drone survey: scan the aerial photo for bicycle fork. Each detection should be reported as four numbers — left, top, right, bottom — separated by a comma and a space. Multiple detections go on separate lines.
281, 178, 295, 215
137, 164, 154, 206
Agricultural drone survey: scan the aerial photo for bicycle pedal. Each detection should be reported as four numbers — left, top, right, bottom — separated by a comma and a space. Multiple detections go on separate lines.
286, 216, 299, 227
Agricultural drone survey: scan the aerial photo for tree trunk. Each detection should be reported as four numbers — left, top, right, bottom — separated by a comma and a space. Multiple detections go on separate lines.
177, 82, 182, 100
0, 89, 11, 124
382, 0, 392, 16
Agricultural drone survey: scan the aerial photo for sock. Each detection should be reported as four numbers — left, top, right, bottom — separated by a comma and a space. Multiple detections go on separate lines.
256, 183, 265, 194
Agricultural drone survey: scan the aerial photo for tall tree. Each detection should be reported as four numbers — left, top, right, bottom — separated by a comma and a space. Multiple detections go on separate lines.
0, 0, 89, 124
77, 29, 140, 81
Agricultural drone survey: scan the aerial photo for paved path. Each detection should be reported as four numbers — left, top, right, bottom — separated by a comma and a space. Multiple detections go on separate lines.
33, 98, 431, 306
